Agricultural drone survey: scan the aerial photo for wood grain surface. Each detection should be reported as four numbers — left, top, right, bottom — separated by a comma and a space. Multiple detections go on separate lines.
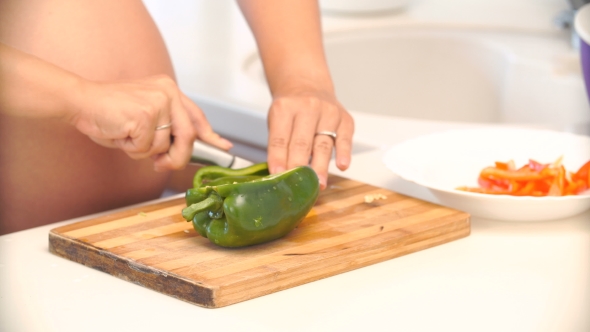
49, 175, 470, 308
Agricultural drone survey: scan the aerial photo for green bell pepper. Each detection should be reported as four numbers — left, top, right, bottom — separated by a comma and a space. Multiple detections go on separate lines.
182, 162, 320, 248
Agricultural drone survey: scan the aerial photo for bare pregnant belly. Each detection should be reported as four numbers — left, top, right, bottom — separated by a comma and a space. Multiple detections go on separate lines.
0, 0, 177, 234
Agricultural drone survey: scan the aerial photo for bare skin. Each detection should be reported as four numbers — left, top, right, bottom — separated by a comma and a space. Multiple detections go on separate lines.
0, 0, 354, 235
0, 0, 225, 234
238, 0, 354, 184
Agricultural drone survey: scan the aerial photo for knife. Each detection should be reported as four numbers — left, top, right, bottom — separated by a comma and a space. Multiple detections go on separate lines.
190, 140, 254, 169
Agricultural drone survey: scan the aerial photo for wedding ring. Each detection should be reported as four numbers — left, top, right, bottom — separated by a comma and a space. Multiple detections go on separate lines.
315, 131, 337, 140
155, 122, 172, 131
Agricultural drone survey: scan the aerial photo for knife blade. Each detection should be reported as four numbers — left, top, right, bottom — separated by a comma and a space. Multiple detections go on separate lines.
190, 140, 254, 169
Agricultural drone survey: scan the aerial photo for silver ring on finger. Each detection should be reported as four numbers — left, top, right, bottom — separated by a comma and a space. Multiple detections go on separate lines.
315, 130, 337, 141
155, 122, 173, 131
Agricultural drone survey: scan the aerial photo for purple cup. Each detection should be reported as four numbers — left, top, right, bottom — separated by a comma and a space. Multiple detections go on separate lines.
576, 4, 590, 104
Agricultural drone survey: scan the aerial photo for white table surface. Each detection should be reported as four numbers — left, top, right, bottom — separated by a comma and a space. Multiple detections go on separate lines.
2, 1, 589, 331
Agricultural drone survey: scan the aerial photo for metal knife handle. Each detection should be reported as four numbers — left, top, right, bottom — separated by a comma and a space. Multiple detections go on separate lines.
190, 140, 235, 167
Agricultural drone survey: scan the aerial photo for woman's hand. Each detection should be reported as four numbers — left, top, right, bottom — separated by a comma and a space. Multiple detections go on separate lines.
237, 0, 355, 190
68, 75, 232, 171
0, 44, 231, 172
267, 86, 354, 190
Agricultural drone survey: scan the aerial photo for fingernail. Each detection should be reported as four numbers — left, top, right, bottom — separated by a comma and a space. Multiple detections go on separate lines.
222, 138, 233, 149
337, 156, 351, 170
319, 175, 327, 190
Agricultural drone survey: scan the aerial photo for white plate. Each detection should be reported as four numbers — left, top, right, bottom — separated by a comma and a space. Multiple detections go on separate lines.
383, 127, 590, 221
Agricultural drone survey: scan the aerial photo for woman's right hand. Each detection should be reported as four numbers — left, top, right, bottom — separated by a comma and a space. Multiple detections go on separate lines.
68, 75, 233, 172
1, 44, 227, 172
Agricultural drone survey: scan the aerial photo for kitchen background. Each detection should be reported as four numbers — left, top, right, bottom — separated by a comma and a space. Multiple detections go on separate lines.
2, 1, 589, 331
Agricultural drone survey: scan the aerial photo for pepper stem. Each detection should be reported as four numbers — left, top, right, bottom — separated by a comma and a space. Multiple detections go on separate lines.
181, 194, 223, 221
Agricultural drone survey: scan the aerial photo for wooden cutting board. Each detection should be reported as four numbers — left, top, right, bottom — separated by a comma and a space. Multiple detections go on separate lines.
49, 175, 470, 308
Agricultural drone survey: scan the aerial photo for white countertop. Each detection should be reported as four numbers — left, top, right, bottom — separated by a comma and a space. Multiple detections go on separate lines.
2, 1, 589, 331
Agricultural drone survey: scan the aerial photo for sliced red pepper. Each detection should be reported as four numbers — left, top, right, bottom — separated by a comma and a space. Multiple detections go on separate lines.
565, 179, 587, 195
573, 161, 590, 187
528, 159, 547, 172
495, 160, 515, 171
457, 158, 590, 197
553, 165, 566, 196
480, 167, 550, 182
478, 177, 510, 191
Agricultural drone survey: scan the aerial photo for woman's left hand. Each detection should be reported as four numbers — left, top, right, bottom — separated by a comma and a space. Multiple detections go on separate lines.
236, 0, 355, 189
266, 86, 354, 190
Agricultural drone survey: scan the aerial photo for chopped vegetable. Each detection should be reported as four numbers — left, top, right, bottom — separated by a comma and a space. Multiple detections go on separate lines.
457, 158, 590, 197
364, 193, 387, 203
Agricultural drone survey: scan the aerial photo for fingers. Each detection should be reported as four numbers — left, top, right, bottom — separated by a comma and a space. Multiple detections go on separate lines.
288, 101, 320, 169
131, 113, 172, 158
150, 89, 235, 171
113, 85, 172, 160
76, 76, 229, 172
152, 93, 194, 171
267, 97, 325, 174
180, 93, 233, 151
305, 104, 338, 189
267, 99, 298, 174
333, 111, 354, 171
310, 135, 338, 190
267, 94, 354, 190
